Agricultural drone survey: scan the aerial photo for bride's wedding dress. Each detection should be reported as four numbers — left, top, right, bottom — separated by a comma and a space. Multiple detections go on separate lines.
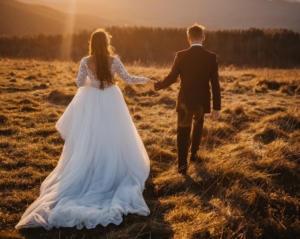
15, 56, 150, 230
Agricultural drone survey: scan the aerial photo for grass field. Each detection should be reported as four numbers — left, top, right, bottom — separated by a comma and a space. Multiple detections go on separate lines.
0, 58, 300, 239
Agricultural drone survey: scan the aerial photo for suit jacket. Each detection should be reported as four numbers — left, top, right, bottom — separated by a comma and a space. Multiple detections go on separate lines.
154, 46, 221, 113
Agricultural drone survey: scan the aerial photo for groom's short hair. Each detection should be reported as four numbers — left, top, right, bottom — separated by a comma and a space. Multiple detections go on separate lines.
187, 24, 205, 40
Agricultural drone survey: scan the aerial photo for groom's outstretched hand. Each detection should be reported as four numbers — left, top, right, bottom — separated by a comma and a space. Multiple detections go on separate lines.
211, 110, 220, 121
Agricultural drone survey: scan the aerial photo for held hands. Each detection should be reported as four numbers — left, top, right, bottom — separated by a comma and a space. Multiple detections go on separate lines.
146, 79, 157, 89
210, 110, 220, 121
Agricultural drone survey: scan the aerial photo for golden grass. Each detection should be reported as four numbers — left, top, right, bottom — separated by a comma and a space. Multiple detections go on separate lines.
0, 58, 300, 238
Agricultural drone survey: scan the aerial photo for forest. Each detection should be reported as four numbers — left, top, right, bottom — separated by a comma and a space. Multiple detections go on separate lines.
0, 27, 299, 68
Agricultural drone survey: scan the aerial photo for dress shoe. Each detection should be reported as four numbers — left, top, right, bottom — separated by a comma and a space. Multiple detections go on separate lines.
190, 154, 198, 162
178, 169, 187, 175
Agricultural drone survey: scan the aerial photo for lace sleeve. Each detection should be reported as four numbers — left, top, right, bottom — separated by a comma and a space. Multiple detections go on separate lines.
76, 59, 87, 87
113, 58, 150, 84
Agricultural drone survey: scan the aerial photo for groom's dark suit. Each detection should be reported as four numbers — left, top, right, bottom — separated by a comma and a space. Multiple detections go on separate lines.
154, 45, 221, 174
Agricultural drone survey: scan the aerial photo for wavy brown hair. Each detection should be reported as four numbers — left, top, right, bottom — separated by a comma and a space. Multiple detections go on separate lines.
89, 28, 115, 89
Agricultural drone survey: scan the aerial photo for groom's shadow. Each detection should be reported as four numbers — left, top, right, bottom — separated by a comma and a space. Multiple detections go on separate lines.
19, 177, 174, 239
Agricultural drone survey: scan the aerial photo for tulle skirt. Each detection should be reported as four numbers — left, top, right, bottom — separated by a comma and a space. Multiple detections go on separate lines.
15, 85, 150, 230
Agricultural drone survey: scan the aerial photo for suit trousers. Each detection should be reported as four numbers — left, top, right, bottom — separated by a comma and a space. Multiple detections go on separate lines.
177, 107, 204, 173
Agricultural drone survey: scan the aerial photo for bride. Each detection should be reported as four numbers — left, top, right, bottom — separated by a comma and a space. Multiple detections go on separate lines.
16, 29, 155, 230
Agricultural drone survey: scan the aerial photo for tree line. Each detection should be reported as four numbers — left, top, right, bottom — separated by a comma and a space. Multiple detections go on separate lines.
0, 27, 299, 68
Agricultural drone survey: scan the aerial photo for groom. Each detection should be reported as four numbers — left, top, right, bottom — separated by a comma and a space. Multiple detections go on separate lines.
154, 24, 221, 175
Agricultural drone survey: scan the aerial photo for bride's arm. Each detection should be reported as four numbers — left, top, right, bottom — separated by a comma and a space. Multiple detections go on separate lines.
76, 59, 88, 87
113, 58, 150, 84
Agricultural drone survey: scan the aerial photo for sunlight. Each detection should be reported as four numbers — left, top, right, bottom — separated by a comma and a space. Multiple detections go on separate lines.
61, 0, 77, 60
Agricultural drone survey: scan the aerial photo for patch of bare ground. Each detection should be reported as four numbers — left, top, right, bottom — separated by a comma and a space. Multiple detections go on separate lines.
48, 90, 74, 105
0, 59, 300, 238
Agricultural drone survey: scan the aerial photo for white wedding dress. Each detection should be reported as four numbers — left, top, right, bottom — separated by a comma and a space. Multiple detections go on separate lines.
15, 56, 151, 230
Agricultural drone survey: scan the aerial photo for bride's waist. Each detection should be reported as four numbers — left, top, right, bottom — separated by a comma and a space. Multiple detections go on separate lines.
85, 80, 115, 89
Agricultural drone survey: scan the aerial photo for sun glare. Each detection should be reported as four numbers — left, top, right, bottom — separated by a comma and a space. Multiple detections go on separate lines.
61, 0, 77, 60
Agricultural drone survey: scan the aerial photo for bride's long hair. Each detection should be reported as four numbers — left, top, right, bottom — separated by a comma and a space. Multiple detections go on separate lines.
89, 28, 115, 89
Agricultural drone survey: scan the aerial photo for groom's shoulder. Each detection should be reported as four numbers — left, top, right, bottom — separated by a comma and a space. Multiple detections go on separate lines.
176, 48, 190, 57
177, 48, 188, 54
203, 48, 217, 58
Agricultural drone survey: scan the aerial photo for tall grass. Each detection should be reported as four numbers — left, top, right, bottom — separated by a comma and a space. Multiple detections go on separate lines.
0, 59, 299, 238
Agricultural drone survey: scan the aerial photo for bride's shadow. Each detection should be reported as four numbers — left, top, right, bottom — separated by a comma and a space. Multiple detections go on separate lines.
19, 177, 174, 239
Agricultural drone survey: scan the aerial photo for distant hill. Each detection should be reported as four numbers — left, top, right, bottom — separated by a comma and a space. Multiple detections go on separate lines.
1, 0, 300, 36
18, 0, 300, 32
0, 0, 111, 35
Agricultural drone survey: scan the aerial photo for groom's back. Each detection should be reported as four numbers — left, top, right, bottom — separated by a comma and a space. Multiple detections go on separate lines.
177, 46, 217, 113
178, 46, 215, 85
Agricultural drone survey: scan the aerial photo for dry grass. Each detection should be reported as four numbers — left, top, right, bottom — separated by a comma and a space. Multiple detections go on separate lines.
0, 59, 300, 239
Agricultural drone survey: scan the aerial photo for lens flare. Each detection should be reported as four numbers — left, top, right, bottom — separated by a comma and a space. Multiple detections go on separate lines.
61, 0, 77, 60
